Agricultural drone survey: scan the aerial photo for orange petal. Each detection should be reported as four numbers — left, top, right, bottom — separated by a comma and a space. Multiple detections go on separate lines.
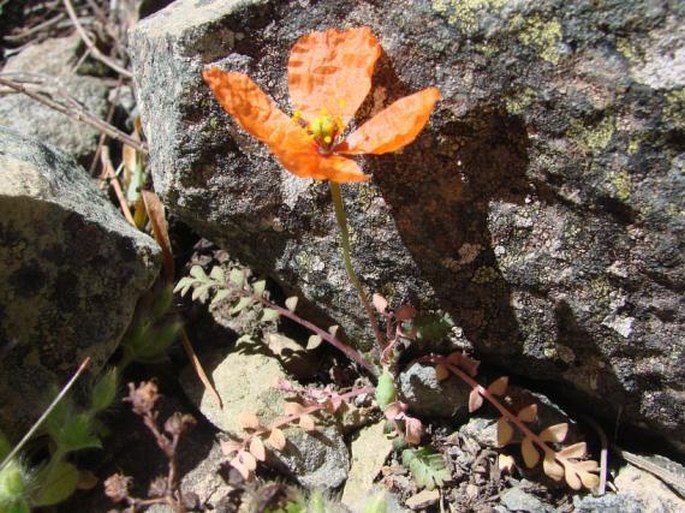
287, 27, 381, 126
342, 87, 440, 155
203, 68, 298, 148
272, 132, 369, 182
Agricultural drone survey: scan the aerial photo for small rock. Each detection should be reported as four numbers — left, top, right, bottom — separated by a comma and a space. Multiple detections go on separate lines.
399, 362, 469, 418
405, 488, 440, 510
498, 487, 552, 513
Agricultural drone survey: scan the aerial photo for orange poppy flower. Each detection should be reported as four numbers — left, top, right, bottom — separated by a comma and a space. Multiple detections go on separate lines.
203, 27, 440, 183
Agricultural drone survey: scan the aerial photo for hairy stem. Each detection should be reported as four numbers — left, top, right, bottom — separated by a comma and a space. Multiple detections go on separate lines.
329, 182, 386, 354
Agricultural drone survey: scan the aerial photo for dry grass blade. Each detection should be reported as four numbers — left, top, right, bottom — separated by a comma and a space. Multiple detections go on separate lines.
180, 329, 223, 409
141, 190, 174, 283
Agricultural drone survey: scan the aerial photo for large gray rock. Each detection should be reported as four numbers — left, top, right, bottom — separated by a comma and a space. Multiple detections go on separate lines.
0, 35, 110, 165
130, 1, 684, 448
0, 128, 160, 438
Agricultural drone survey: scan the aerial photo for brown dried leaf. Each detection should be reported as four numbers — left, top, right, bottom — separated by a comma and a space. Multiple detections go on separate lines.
237, 412, 260, 431
542, 453, 564, 481
372, 293, 388, 313
298, 414, 316, 432
220, 440, 242, 456
249, 437, 266, 461
283, 402, 305, 416
517, 404, 538, 423
404, 416, 423, 445
498, 454, 516, 474
141, 190, 174, 283
557, 442, 587, 459
564, 464, 583, 490
539, 423, 569, 443
395, 304, 417, 321
267, 428, 286, 450
487, 376, 509, 396
521, 437, 540, 468
434, 364, 450, 382
468, 389, 484, 413
497, 417, 514, 447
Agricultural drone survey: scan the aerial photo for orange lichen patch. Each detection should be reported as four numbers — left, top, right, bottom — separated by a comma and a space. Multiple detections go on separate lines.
287, 27, 381, 126
342, 88, 441, 155
203, 26, 439, 183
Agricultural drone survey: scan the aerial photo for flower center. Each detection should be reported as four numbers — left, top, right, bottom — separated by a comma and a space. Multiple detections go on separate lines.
293, 109, 345, 154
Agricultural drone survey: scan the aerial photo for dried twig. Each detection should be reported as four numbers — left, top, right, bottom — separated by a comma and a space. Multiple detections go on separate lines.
100, 145, 137, 226
62, 0, 132, 78
0, 75, 146, 152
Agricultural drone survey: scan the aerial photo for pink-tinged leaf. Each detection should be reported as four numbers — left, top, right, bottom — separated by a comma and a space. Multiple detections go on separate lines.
521, 437, 540, 468
383, 401, 407, 420
238, 450, 257, 471
372, 293, 388, 314
459, 354, 480, 377
298, 414, 316, 432
577, 459, 600, 472
395, 304, 417, 321
539, 423, 569, 443
249, 437, 266, 461
557, 442, 587, 459
435, 364, 450, 382
517, 404, 538, 423
267, 428, 286, 450
283, 402, 305, 416
498, 454, 516, 474
237, 412, 261, 431
468, 389, 484, 413
564, 464, 582, 490
497, 417, 514, 447
404, 416, 423, 445
229, 456, 251, 480
542, 453, 564, 481
487, 376, 509, 396
220, 440, 242, 456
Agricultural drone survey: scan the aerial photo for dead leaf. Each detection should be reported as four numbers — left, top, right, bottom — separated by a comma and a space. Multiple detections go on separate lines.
404, 416, 423, 445
434, 364, 449, 382
395, 304, 417, 321
141, 190, 174, 283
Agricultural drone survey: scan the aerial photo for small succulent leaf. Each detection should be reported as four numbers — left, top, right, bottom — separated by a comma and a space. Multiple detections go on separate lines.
249, 437, 266, 461
468, 389, 484, 413
267, 428, 287, 450
191, 283, 211, 302
498, 454, 516, 474
298, 414, 316, 432
487, 376, 509, 396
521, 437, 540, 468
395, 304, 417, 321
173, 277, 193, 294
497, 417, 514, 447
283, 402, 305, 416
375, 371, 397, 409
564, 464, 583, 490
306, 335, 323, 350
517, 404, 538, 423
372, 293, 388, 313
230, 296, 253, 314
210, 288, 231, 306
209, 266, 225, 283
189, 265, 208, 281
434, 364, 449, 382
557, 441, 587, 459
261, 308, 280, 322
285, 296, 298, 312
239, 450, 257, 471
539, 423, 569, 443
542, 453, 565, 481
328, 325, 340, 337
229, 455, 250, 480
252, 280, 266, 296
237, 412, 260, 431
229, 268, 245, 287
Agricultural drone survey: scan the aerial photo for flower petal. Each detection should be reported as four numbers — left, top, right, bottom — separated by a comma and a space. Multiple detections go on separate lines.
271, 132, 369, 182
203, 68, 298, 148
288, 27, 381, 126
342, 87, 440, 155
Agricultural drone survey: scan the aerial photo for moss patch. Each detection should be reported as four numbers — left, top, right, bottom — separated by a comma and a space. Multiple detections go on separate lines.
432, 0, 505, 34
511, 15, 563, 65
568, 114, 615, 152
608, 169, 632, 202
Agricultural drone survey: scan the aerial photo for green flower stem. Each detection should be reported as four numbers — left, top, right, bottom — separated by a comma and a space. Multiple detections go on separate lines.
329, 182, 386, 353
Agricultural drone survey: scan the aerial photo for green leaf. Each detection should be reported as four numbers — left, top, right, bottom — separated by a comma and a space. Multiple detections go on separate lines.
285, 296, 298, 312
361, 492, 388, 513
375, 371, 396, 410
261, 308, 280, 322
189, 265, 208, 281
414, 311, 455, 342
125, 320, 181, 364
210, 288, 231, 306
0, 498, 30, 513
209, 266, 225, 283
402, 447, 451, 491
90, 368, 118, 412
229, 268, 245, 287
151, 285, 174, 319
0, 459, 27, 499
32, 461, 79, 506
230, 296, 253, 314
53, 413, 101, 454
